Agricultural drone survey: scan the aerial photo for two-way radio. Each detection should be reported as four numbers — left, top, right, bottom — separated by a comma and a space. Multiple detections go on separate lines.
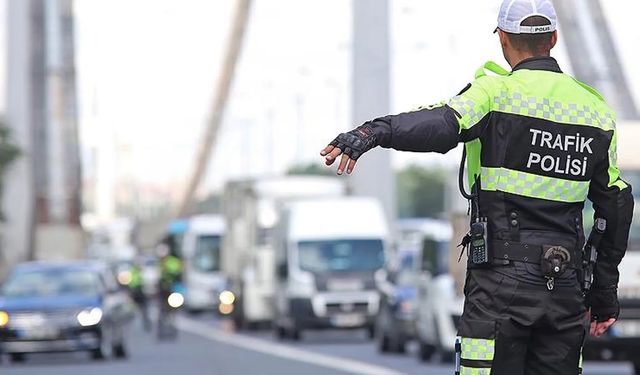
458, 148, 491, 266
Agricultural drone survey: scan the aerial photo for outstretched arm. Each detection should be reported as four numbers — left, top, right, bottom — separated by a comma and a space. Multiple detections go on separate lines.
320, 82, 493, 174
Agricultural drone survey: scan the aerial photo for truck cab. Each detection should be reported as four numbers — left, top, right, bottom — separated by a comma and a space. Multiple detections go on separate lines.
273, 197, 389, 340
181, 215, 226, 313
411, 221, 464, 362
222, 177, 346, 329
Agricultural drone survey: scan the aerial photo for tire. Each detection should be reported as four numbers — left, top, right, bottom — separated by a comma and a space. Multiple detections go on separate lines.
245, 321, 259, 331
113, 341, 128, 359
395, 337, 407, 354
633, 361, 640, 375
377, 332, 390, 353
290, 326, 301, 341
9, 353, 25, 363
275, 326, 286, 340
417, 339, 436, 362
91, 343, 107, 360
366, 325, 376, 340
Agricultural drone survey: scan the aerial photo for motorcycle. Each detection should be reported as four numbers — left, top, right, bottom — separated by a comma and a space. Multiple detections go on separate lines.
157, 282, 185, 340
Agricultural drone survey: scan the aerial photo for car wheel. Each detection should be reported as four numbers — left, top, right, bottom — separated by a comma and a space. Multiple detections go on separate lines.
290, 326, 301, 341
366, 324, 376, 340
275, 325, 287, 341
113, 341, 128, 359
395, 336, 407, 354
377, 332, 390, 353
417, 339, 436, 362
633, 361, 640, 375
9, 353, 26, 363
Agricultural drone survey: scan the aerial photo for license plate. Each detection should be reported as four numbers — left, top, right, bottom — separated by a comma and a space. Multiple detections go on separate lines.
611, 320, 640, 337
18, 326, 60, 340
332, 314, 365, 327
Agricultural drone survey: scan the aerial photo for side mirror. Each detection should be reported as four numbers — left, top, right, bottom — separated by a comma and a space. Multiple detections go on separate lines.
277, 263, 288, 279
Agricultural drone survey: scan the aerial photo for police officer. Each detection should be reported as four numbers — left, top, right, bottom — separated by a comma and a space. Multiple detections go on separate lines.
320, 1, 633, 374
128, 261, 151, 332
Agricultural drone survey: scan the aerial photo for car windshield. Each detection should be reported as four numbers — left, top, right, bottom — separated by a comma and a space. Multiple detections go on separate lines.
297, 239, 385, 273
192, 235, 221, 272
1, 268, 101, 298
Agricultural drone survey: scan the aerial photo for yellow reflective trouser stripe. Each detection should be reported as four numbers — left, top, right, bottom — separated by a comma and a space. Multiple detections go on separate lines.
461, 337, 495, 361
461, 366, 491, 375
481, 167, 589, 203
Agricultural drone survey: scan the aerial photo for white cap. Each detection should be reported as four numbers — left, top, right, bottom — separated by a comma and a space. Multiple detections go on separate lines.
497, 0, 557, 34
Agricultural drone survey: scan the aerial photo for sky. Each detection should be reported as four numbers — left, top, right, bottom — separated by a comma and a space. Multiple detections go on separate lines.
4, 0, 640, 205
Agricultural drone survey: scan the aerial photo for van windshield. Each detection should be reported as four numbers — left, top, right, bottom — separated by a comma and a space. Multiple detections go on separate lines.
192, 235, 221, 272
297, 239, 385, 273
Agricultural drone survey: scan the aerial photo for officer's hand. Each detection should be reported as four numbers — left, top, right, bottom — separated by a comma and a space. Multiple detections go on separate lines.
590, 318, 616, 337
320, 124, 378, 175
586, 287, 619, 317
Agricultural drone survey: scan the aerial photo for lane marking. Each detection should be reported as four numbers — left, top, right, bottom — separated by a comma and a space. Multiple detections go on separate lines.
177, 317, 406, 375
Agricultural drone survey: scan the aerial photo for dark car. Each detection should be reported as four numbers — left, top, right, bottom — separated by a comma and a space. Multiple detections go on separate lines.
0, 261, 134, 363
375, 254, 417, 353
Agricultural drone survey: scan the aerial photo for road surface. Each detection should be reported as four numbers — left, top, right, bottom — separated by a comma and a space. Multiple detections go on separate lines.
1, 312, 634, 375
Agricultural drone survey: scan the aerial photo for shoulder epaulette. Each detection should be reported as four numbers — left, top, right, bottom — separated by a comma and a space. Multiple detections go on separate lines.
475, 61, 510, 79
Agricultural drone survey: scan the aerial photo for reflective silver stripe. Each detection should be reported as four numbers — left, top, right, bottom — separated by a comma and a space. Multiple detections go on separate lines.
461, 337, 495, 361
481, 167, 589, 203
460, 366, 492, 375
493, 91, 615, 131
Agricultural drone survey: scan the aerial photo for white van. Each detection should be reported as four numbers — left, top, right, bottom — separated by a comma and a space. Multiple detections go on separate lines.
181, 215, 226, 313
273, 197, 389, 340
222, 177, 346, 329
411, 221, 464, 362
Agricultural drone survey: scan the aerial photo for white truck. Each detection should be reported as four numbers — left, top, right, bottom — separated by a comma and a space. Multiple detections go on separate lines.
272, 197, 389, 340
181, 215, 226, 313
411, 220, 464, 362
221, 176, 345, 329
583, 122, 640, 374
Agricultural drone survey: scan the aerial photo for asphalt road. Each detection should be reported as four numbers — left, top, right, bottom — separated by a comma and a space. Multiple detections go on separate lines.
0, 312, 635, 375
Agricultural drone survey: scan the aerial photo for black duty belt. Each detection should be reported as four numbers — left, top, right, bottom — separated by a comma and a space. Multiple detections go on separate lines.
489, 240, 580, 269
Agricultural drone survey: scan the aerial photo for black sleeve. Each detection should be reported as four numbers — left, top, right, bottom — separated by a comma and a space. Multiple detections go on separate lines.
367, 105, 461, 154
587, 134, 634, 290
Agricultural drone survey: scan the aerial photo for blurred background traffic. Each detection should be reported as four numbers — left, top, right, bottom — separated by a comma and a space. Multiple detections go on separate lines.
0, 0, 639, 374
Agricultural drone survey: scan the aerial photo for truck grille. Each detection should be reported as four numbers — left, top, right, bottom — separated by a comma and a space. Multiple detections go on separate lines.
325, 302, 369, 315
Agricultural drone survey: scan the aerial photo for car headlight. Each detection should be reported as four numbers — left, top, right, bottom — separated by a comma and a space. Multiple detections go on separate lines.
117, 270, 132, 285
167, 292, 184, 308
219, 290, 235, 306
0, 311, 8, 327
77, 307, 103, 327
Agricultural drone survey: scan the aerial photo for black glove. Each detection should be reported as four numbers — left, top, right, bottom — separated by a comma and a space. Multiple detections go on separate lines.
586, 287, 619, 322
328, 124, 379, 161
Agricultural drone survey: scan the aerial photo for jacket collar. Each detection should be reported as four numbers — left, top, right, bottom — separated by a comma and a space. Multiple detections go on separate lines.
512, 56, 562, 73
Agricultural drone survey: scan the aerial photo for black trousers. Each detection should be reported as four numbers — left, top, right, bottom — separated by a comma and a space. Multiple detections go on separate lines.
457, 262, 588, 375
